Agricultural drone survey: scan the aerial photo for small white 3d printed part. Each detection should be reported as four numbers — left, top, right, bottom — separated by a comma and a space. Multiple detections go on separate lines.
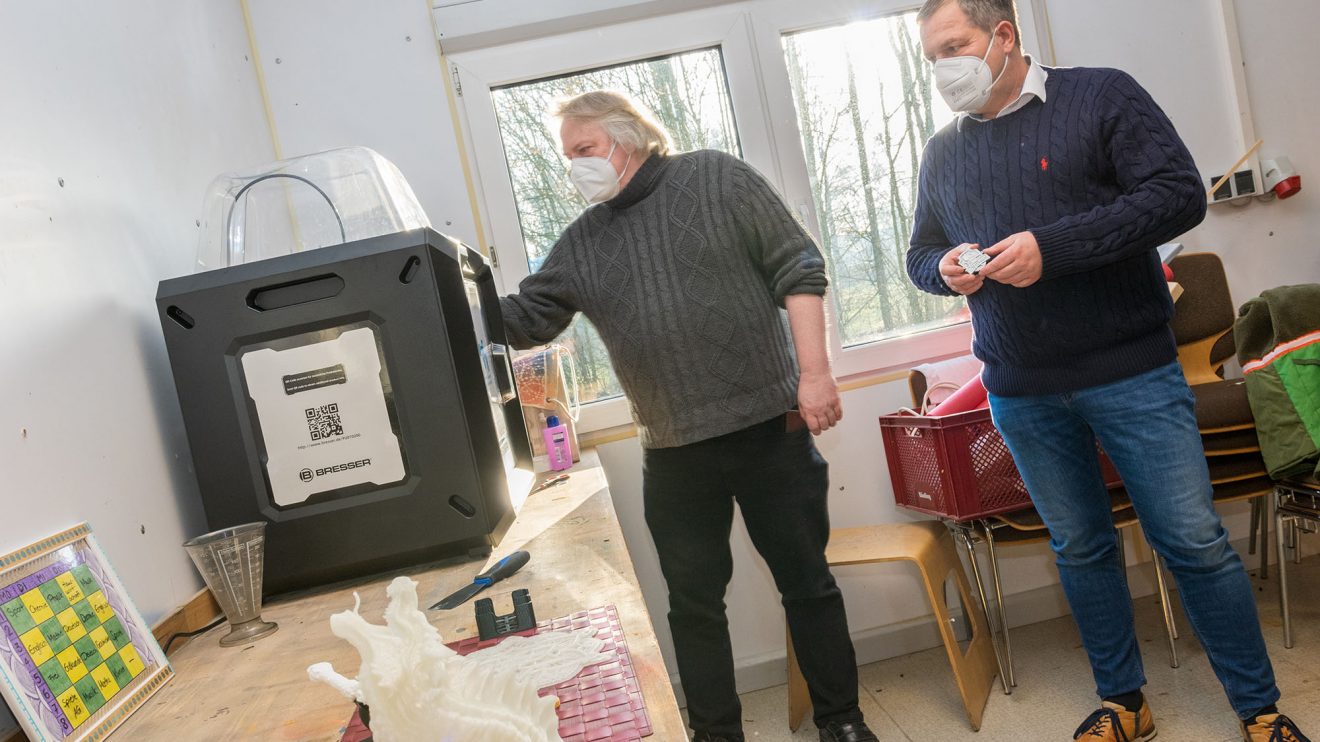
958, 247, 991, 275
307, 576, 562, 742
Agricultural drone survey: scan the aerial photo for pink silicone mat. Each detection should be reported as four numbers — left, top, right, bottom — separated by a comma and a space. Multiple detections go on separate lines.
338, 604, 652, 741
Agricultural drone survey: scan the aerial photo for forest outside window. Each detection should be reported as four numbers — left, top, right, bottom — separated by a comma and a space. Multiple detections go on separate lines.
782, 11, 969, 348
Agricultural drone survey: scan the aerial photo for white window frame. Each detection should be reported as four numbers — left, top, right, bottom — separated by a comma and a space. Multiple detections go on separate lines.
446, 0, 1048, 430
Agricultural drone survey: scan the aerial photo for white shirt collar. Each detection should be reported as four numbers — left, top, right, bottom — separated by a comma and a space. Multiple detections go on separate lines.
967, 55, 1048, 123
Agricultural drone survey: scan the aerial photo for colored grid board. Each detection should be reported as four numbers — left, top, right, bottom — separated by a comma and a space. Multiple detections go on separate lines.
337, 604, 651, 741
0, 562, 146, 736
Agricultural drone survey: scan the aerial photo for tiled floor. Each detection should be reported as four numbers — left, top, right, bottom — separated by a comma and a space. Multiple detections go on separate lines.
728, 555, 1320, 741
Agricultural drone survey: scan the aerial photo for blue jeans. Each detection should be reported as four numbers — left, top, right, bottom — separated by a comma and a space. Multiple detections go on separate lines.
988, 362, 1279, 719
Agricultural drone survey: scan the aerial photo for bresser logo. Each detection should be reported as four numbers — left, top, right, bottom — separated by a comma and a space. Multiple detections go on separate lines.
301, 459, 372, 481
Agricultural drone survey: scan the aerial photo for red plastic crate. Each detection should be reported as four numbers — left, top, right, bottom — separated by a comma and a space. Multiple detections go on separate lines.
879, 408, 1121, 521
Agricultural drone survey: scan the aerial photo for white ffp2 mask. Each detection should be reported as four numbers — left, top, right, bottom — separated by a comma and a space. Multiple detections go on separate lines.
569, 141, 632, 204
934, 34, 1008, 114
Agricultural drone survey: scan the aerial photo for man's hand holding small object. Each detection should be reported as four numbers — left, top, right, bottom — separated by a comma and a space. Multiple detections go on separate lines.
957, 246, 991, 275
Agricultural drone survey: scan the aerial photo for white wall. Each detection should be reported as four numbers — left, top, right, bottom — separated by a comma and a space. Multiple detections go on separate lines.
1045, 0, 1320, 303
1184, 0, 1320, 302
0, 0, 272, 734
244, 0, 481, 248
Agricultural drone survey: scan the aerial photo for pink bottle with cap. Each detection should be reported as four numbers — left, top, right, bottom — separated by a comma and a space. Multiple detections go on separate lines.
543, 415, 573, 471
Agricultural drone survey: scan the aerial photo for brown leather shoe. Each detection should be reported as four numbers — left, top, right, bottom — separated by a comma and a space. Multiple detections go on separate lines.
1240, 713, 1311, 742
1073, 700, 1157, 741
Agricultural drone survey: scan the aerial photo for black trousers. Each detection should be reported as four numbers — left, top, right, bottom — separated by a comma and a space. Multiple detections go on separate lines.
642, 414, 862, 737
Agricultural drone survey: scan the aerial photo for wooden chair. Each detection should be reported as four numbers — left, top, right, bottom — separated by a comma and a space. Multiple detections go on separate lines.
786, 522, 998, 731
1169, 252, 1274, 574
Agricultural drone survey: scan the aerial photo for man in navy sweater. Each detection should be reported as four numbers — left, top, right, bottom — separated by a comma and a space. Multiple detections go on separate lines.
908, 2, 1310, 741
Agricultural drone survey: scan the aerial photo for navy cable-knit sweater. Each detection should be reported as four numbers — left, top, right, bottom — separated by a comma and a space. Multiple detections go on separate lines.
907, 66, 1207, 396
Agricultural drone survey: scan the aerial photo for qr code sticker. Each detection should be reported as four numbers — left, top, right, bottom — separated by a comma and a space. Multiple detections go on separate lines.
306, 403, 343, 441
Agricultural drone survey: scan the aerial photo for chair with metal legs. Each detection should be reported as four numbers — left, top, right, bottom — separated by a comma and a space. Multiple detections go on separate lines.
1274, 475, 1320, 648
950, 494, 1183, 689
902, 368, 1183, 689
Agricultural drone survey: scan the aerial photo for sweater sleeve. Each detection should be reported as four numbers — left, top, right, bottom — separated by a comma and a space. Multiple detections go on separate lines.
499, 231, 580, 350
907, 140, 958, 297
1029, 70, 1207, 281
729, 155, 828, 307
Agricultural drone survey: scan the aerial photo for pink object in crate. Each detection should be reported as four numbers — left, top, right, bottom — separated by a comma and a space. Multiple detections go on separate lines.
927, 374, 988, 416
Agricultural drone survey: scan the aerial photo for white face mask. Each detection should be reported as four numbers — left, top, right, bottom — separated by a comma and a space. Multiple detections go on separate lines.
569, 141, 632, 204
934, 32, 1008, 113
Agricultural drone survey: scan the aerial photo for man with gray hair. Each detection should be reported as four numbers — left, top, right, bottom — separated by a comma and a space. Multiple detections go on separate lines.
500, 90, 877, 742
908, 1, 1310, 741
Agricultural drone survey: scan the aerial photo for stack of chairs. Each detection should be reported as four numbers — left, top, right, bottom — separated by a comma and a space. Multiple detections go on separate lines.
1168, 252, 1274, 574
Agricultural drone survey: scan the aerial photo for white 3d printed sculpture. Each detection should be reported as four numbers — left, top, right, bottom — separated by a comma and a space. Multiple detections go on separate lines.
308, 576, 562, 742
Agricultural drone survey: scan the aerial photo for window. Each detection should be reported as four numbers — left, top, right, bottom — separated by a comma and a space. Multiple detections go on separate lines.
489, 48, 741, 404
782, 12, 968, 348
451, 1, 1049, 426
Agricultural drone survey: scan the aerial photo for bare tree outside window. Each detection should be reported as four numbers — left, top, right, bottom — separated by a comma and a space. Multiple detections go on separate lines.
783, 12, 969, 347
492, 48, 740, 404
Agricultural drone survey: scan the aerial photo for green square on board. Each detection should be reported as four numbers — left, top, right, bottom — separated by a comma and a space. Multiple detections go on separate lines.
39, 580, 70, 615
39, 617, 72, 654
73, 673, 105, 714
103, 617, 129, 649
72, 600, 98, 631
72, 636, 102, 670
38, 657, 72, 696
2, 598, 36, 634
104, 654, 132, 689
71, 565, 99, 597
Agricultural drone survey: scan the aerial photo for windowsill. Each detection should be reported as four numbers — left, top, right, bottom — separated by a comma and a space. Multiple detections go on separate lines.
566, 322, 976, 435
833, 321, 973, 379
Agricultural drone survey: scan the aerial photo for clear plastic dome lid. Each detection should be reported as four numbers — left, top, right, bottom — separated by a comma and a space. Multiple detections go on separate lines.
196, 146, 430, 272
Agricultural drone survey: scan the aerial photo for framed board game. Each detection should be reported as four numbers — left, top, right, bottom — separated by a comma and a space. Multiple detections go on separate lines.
0, 524, 172, 741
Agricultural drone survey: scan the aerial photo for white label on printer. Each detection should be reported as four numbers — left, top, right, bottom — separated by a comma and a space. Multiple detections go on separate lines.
241, 327, 406, 506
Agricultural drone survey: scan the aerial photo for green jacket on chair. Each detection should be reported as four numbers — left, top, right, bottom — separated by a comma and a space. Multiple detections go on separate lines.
1236, 283, 1320, 480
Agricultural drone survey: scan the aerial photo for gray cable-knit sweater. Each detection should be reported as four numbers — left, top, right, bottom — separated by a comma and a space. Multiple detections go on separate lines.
499, 149, 828, 449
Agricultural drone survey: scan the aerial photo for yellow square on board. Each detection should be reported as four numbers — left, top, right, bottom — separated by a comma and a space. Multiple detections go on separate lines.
87, 591, 114, 624
89, 663, 120, 699
56, 686, 90, 729
20, 627, 54, 666
118, 644, 145, 678
56, 608, 86, 643
88, 626, 115, 660
56, 573, 85, 605
20, 589, 54, 624
56, 646, 88, 683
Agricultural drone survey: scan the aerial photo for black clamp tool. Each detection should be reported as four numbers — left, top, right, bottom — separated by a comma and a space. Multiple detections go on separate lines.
476, 589, 537, 641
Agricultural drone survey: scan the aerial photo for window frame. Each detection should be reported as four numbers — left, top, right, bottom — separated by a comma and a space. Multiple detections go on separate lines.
446, 0, 1049, 430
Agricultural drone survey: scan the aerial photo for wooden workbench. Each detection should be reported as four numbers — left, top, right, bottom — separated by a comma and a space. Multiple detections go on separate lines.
113, 450, 685, 740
